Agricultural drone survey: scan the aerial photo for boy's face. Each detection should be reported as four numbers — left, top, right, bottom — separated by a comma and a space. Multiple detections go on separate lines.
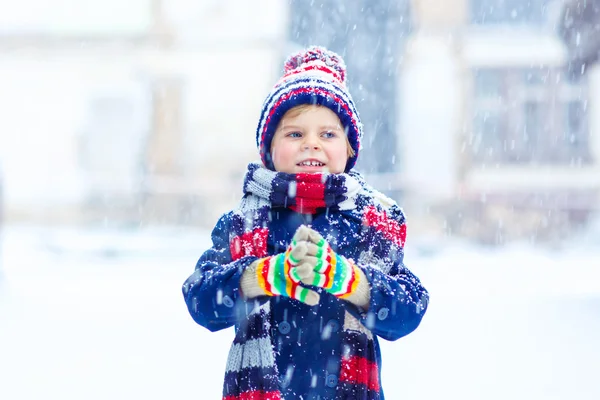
271, 106, 349, 174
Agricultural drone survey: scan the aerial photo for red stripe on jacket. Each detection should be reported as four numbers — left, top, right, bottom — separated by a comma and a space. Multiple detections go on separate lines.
230, 228, 269, 261
340, 355, 380, 392
223, 390, 282, 400
362, 206, 406, 248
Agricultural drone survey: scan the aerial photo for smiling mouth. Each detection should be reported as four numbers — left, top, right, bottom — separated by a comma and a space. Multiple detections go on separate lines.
297, 160, 325, 167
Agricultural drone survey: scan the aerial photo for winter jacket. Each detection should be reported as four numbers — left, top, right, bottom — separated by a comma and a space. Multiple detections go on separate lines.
183, 206, 428, 399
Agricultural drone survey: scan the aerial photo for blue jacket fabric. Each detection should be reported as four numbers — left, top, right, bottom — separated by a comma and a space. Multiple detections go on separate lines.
183, 206, 428, 399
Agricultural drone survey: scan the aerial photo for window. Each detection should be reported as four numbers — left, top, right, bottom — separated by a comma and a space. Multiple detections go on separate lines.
470, 67, 590, 165
470, 0, 552, 25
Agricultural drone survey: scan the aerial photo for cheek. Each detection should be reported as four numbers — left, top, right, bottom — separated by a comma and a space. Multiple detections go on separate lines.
334, 144, 350, 162
272, 143, 294, 164
325, 144, 349, 173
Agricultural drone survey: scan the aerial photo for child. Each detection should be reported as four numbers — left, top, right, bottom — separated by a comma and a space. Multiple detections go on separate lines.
182, 46, 429, 400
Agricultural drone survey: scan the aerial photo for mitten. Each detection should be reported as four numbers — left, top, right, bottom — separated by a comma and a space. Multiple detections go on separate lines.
303, 228, 370, 307
240, 226, 320, 306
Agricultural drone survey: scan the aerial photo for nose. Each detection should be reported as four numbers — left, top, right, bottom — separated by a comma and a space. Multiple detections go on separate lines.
303, 135, 321, 151
303, 143, 320, 150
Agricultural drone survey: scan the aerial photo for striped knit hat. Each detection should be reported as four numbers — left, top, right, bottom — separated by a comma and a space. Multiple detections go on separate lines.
256, 46, 363, 172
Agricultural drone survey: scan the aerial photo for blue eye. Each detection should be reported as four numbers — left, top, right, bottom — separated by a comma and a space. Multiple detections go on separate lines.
322, 131, 337, 138
287, 132, 302, 138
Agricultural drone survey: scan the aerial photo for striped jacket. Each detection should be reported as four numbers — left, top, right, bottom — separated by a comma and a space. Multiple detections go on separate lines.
183, 206, 428, 399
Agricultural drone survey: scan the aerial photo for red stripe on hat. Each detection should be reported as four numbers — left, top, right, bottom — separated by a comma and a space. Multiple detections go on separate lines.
281, 64, 344, 85
223, 390, 282, 400
340, 355, 380, 392
363, 206, 406, 248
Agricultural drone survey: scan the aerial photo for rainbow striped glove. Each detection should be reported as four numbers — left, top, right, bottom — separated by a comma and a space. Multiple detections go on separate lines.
302, 228, 370, 306
240, 226, 320, 306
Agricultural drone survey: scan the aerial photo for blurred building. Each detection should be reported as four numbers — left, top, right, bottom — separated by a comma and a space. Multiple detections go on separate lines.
288, 0, 412, 177
403, 0, 600, 242
0, 0, 287, 227
558, 0, 600, 78
0, 0, 598, 242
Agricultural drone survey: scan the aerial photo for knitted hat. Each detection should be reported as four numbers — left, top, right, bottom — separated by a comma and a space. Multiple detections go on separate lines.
256, 46, 363, 172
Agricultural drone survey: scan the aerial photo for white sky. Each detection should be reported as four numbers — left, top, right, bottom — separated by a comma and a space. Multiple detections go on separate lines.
0, 0, 153, 34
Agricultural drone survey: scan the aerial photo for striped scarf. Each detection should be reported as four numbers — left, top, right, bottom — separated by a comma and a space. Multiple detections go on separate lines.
223, 163, 407, 400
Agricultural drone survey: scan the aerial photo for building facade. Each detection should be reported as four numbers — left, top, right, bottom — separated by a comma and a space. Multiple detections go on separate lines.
0, 0, 288, 226
403, 0, 600, 241
1, 0, 597, 241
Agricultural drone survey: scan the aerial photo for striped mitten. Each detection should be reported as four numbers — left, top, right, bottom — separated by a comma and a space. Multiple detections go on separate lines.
303, 228, 370, 306
240, 226, 320, 306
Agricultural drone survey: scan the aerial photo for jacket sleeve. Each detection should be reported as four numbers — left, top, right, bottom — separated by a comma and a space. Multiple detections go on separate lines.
348, 257, 429, 341
182, 212, 259, 332
341, 198, 429, 341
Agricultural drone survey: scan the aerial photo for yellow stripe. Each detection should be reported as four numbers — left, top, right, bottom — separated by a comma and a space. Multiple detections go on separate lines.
327, 248, 336, 290
338, 263, 360, 299
284, 258, 293, 297
349, 263, 360, 293
256, 258, 273, 296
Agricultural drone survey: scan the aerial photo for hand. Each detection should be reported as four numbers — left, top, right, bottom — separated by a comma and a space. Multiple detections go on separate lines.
299, 228, 363, 299
241, 225, 320, 306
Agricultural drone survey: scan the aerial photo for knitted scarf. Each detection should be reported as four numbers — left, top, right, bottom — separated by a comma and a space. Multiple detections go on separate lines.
223, 163, 407, 400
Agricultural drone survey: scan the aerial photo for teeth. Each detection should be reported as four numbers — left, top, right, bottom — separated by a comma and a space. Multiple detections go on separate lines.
299, 161, 324, 166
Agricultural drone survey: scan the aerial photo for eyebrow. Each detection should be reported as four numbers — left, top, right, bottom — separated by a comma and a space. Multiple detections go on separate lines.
320, 125, 343, 131
279, 124, 343, 131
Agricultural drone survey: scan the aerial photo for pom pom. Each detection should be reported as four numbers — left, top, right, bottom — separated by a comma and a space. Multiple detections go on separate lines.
283, 46, 347, 83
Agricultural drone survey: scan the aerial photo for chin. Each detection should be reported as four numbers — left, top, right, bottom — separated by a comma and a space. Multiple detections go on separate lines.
295, 166, 329, 174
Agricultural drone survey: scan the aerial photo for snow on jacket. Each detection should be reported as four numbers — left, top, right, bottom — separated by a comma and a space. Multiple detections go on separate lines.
183, 206, 428, 399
